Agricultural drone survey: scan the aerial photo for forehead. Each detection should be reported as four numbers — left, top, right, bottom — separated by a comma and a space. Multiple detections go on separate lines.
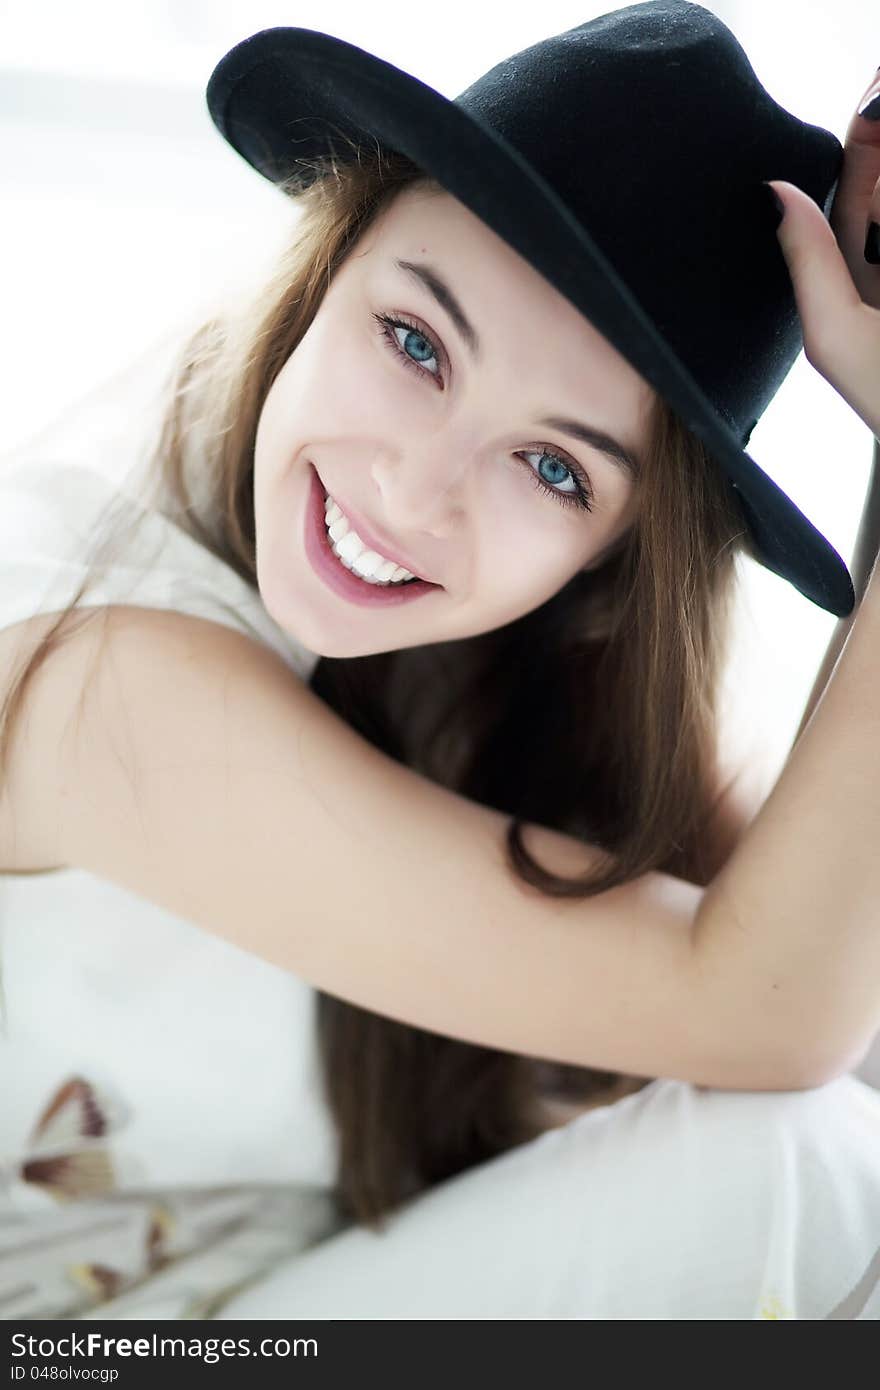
371, 183, 508, 248
363, 184, 555, 300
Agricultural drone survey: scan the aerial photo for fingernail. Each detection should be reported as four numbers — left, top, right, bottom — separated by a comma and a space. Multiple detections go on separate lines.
857, 88, 880, 119
865, 220, 880, 264
762, 181, 785, 228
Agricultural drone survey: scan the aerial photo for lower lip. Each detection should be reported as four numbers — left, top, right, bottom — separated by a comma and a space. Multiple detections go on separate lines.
304, 464, 442, 608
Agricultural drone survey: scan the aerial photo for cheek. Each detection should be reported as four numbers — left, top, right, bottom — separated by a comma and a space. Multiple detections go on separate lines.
273, 325, 410, 442
473, 510, 583, 611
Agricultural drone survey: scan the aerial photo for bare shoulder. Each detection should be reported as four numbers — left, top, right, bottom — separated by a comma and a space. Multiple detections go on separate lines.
0, 604, 296, 873
0, 603, 814, 1088
0, 606, 115, 872
0, 605, 269, 872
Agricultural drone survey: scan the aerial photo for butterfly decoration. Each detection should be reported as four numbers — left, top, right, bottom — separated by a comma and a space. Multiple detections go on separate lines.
1, 1073, 176, 1316
21, 1075, 123, 1201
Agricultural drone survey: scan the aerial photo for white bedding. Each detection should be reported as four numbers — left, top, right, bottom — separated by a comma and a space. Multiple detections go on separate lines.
213, 1074, 880, 1321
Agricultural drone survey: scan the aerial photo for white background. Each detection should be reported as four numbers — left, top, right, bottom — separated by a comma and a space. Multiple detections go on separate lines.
1, 0, 877, 793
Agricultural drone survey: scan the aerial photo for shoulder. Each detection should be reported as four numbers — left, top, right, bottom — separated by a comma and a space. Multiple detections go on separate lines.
0, 605, 285, 874
0, 607, 97, 872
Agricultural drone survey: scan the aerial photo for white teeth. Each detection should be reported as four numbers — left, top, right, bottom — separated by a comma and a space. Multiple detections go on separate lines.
350, 549, 385, 579
336, 530, 365, 563
322, 491, 418, 585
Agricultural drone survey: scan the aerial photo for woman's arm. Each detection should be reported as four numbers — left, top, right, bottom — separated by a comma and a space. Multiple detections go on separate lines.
0, 599, 815, 1095
692, 157, 880, 1081
693, 538, 880, 1077
790, 438, 880, 749
699, 437, 880, 881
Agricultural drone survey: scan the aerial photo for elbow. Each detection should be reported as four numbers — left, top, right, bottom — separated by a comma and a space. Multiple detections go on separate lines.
734, 1052, 853, 1095
782, 1038, 867, 1092
716, 1022, 864, 1094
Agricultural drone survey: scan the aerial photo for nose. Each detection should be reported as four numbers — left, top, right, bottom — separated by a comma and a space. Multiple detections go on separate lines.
370, 438, 471, 537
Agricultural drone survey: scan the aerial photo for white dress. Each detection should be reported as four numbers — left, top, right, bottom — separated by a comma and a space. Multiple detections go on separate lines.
2, 339, 879, 1321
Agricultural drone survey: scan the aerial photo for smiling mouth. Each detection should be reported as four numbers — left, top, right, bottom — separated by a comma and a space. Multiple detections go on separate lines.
316, 471, 438, 587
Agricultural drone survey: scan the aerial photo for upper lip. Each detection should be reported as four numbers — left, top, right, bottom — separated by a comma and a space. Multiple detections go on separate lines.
318, 471, 438, 585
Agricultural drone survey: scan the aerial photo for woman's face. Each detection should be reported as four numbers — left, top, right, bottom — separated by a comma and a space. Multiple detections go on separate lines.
253, 184, 654, 658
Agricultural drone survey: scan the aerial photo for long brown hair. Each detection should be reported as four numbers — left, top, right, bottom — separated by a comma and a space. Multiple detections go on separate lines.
0, 144, 754, 1231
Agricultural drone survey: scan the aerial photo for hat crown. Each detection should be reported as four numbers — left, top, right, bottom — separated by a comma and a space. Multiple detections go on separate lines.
454, 1, 841, 443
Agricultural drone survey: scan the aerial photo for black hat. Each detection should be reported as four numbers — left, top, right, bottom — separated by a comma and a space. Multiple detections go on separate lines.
206, 0, 854, 617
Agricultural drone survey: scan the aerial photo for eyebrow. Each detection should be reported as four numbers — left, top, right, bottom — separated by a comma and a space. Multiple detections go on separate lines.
393, 258, 641, 482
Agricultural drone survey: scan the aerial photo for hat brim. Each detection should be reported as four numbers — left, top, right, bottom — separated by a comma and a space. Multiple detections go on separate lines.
207, 26, 854, 617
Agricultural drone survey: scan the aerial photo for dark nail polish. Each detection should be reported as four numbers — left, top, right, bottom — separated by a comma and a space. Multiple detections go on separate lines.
865, 220, 880, 264
762, 182, 784, 228
857, 90, 880, 120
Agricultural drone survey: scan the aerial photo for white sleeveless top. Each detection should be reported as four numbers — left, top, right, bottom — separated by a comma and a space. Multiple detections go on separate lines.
0, 334, 345, 1320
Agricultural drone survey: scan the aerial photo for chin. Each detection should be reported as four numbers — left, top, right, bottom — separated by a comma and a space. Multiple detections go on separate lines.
278, 611, 404, 662
319, 632, 407, 660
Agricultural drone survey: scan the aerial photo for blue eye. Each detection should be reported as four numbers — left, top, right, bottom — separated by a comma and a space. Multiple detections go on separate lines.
372, 311, 594, 513
375, 313, 443, 380
519, 451, 592, 511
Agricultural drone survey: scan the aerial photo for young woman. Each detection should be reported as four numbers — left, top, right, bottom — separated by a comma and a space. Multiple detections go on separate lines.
1, 3, 879, 1319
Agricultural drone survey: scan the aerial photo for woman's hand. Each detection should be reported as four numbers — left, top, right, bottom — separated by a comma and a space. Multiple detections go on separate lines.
829, 70, 880, 308
768, 69, 880, 441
